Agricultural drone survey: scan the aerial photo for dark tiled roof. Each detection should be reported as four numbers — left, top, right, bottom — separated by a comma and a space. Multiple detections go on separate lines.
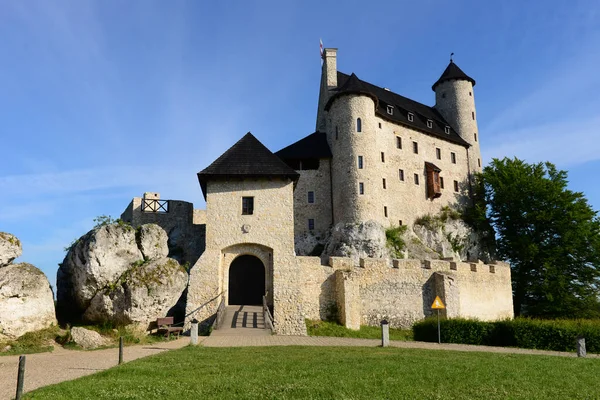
328, 72, 469, 147
432, 61, 476, 91
197, 132, 300, 198
275, 131, 332, 160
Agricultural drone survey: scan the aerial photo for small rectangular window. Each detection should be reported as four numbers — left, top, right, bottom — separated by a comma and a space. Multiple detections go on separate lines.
472, 111, 475, 120
445, 126, 450, 134
335, 126, 339, 140
478, 158, 481, 167
382, 178, 386, 189
399, 169, 404, 181
398, 220, 403, 226
436, 148, 441, 160
396, 136, 402, 149
378, 122, 382, 129
384, 206, 388, 217
474, 132, 477, 142
440, 177, 444, 189
451, 152, 456, 164
408, 112, 414, 122
307, 191, 315, 204
454, 180, 459, 192
242, 197, 254, 215
359, 182, 364, 195
308, 219, 315, 231
381, 152, 385, 163
387, 105, 394, 115
414, 173, 419, 185
427, 120, 433, 128
358, 156, 363, 169
413, 141, 418, 154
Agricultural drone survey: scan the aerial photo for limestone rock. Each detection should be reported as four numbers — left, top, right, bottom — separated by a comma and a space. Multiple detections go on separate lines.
0, 263, 56, 340
295, 231, 328, 256
322, 221, 389, 264
70, 327, 107, 349
83, 258, 187, 327
0, 232, 22, 267
138, 224, 169, 261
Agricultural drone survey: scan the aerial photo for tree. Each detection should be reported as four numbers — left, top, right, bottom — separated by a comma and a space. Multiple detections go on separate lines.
477, 157, 600, 318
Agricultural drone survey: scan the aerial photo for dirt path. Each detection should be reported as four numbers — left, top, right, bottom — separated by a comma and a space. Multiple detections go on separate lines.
0, 337, 195, 400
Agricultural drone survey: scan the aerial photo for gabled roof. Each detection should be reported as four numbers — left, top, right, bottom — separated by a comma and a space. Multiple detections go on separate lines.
432, 61, 476, 91
329, 72, 470, 147
275, 131, 332, 160
197, 132, 299, 198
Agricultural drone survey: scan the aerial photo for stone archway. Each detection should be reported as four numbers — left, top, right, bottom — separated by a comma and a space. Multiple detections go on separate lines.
228, 255, 265, 305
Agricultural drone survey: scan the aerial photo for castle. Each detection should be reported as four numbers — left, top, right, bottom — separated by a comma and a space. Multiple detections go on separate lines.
121, 48, 513, 335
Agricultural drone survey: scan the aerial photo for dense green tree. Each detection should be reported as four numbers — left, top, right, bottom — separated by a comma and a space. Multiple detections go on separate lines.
476, 158, 600, 318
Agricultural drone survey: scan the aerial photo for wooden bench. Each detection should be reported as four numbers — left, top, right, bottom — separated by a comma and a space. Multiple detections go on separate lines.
156, 317, 183, 338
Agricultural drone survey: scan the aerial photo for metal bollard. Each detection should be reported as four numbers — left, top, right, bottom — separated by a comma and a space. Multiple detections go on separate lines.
119, 337, 124, 364
190, 319, 199, 345
381, 319, 390, 347
577, 336, 586, 358
15, 355, 25, 400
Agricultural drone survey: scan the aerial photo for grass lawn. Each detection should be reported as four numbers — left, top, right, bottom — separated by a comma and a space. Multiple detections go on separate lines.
306, 319, 413, 341
25, 346, 600, 399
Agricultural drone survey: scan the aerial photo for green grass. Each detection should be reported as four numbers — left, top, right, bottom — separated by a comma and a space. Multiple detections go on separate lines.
306, 319, 413, 341
0, 326, 63, 356
25, 346, 600, 399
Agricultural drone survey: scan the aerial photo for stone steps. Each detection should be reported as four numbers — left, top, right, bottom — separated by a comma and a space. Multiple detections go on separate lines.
211, 305, 271, 337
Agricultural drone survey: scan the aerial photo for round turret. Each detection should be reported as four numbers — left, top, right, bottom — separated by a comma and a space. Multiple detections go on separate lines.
433, 60, 482, 174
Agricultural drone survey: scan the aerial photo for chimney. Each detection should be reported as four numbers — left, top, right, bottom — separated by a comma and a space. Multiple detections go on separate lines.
323, 48, 338, 89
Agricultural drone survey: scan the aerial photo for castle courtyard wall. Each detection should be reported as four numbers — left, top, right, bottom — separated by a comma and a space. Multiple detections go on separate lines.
293, 159, 333, 238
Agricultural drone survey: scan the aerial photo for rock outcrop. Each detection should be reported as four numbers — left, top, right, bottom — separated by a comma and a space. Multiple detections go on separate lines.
0, 262, 56, 340
57, 223, 187, 328
322, 221, 389, 264
70, 327, 108, 349
0, 232, 22, 267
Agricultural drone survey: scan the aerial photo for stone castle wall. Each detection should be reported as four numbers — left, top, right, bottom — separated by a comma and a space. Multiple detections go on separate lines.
293, 160, 333, 238
295, 255, 513, 329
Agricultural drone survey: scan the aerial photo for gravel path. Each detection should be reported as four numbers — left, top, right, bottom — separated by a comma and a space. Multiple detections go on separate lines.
0, 334, 596, 399
0, 338, 194, 400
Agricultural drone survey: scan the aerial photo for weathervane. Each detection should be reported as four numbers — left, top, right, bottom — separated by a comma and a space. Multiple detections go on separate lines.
450, 52, 454, 63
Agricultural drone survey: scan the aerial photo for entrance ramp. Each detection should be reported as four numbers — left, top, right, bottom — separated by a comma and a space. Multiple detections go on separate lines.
211, 305, 271, 337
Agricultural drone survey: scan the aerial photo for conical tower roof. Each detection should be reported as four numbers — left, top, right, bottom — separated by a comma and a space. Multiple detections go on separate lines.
432, 60, 476, 91
197, 132, 299, 198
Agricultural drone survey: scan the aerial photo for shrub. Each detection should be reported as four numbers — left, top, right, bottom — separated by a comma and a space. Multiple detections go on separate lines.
413, 317, 600, 353
385, 225, 407, 258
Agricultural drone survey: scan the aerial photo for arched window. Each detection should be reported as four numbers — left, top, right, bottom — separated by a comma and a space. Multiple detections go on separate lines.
356, 118, 362, 132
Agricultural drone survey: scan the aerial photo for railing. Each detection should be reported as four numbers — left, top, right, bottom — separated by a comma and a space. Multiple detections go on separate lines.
263, 294, 274, 332
142, 198, 169, 213
214, 294, 227, 330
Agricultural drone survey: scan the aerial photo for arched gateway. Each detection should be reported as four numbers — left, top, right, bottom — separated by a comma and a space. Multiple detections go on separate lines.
228, 255, 265, 305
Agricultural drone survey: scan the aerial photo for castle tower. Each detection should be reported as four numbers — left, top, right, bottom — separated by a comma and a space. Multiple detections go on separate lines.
316, 48, 338, 132
433, 59, 482, 176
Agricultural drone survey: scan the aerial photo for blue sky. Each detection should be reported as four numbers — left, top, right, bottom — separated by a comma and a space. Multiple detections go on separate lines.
1, 0, 599, 290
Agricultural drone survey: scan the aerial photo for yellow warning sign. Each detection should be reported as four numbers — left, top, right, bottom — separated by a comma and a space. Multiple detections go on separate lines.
431, 296, 446, 309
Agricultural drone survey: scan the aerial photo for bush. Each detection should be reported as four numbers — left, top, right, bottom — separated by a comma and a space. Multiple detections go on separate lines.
413, 317, 600, 353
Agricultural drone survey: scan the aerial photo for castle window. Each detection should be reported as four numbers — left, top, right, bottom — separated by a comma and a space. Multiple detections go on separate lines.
382, 178, 386, 189
359, 182, 364, 195
445, 126, 450, 134
307, 191, 315, 204
478, 158, 481, 167
427, 120, 433, 129
472, 111, 475, 120
379, 122, 382, 129
381, 152, 385, 163
308, 219, 315, 231
442, 92, 446, 99
396, 136, 402, 149
436, 148, 441, 160
425, 162, 442, 199
474, 133, 477, 142
387, 105, 394, 115
384, 206, 388, 217
413, 141, 418, 154
335, 126, 338, 140
451, 152, 456, 164
242, 197, 254, 215
469, 91, 472, 96
358, 155, 364, 169
399, 169, 404, 181
414, 173, 419, 185
399, 220, 403, 226
440, 177, 444, 189
454, 180, 459, 192
408, 112, 414, 122
357, 118, 362, 132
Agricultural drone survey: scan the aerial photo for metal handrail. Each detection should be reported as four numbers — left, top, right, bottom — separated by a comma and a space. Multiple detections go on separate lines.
263, 295, 274, 332
214, 295, 227, 330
